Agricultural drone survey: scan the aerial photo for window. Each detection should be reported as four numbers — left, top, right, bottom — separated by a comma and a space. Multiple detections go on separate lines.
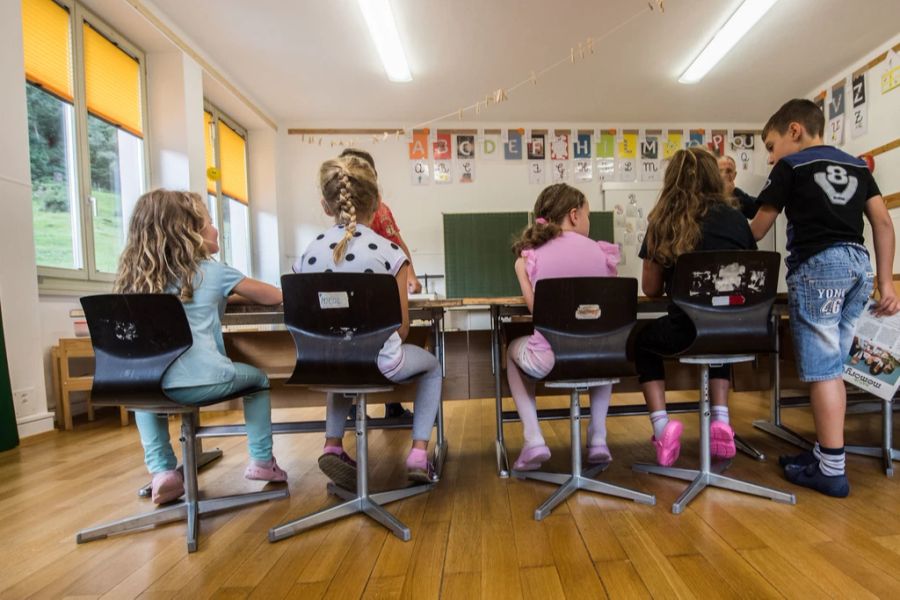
204, 104, 251, 275
22, 0, 147, 287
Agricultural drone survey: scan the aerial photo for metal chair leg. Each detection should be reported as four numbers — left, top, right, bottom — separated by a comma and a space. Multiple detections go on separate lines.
735, 434, 766, 461
138, 424, 222, 498
846, 399, 898, 477
77, 411, 288, 552
516, 389, 655, 521
269, 394, 430, 543
634, 365, 796, 514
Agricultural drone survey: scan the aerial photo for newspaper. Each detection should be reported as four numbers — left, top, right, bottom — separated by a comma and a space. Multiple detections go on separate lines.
842, 300, 900, 400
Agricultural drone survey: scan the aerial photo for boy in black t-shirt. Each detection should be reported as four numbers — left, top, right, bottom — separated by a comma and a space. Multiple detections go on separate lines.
751, 99, 898, 498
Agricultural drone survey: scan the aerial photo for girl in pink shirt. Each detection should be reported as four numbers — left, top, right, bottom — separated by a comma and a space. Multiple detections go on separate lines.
507, 183, 620, 471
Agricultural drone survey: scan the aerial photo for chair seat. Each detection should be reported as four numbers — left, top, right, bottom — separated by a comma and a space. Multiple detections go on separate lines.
89, 386, 269, 412
544, 378, 620, 389
678, 354, 755, 365
309, 385, 394, 395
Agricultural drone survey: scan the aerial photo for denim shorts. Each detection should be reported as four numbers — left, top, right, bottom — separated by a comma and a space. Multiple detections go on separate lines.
786, 244, 873, 382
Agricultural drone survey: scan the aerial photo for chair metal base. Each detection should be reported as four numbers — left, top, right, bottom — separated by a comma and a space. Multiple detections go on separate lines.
269, 393, 433, 543
845, 398, 897, 477
634, 361, 796, 514
77, 488, 289, 551
77, 412, 288, 552
735, 434, 766, 461
515, 387, 655, 520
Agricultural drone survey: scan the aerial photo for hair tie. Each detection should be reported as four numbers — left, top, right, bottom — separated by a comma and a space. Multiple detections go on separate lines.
535, 217, 548, 225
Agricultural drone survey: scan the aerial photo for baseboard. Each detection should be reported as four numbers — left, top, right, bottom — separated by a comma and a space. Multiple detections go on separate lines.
17, 411, 56, 438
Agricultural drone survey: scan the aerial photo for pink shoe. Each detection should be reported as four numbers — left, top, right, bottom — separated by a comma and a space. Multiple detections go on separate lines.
587, 444, 612, 464
244, 457, 288, 482
710, 421, 736, 460
651, 420, 683, 467
513, 444, 551, 471
151, 469, 184, 504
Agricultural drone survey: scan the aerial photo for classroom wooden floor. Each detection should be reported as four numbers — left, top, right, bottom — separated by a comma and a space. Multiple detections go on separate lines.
2, 391, 900, 599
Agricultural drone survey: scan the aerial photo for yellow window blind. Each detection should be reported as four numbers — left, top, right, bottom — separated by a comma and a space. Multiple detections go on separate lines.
219, 121, 248, 204
83, 22, 143, 137
204, 110, 216, 195
22, 0, 73, 102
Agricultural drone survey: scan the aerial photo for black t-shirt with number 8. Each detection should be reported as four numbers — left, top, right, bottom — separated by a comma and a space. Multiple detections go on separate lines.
757, 145, 881, 272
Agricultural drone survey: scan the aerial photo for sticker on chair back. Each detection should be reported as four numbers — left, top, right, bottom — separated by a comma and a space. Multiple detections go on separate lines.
318, 291, 350, 309
575, 304, 602, 320
712, 295, 746, 306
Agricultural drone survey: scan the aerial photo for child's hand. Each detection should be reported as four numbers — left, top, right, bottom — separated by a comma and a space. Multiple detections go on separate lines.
872, 284, 900, 317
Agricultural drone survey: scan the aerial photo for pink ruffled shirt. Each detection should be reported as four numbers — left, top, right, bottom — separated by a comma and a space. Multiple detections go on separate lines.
521, 232, 620, 355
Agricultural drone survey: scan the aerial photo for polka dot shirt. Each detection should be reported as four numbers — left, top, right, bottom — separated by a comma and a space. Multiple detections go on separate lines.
293, 223, 408, 276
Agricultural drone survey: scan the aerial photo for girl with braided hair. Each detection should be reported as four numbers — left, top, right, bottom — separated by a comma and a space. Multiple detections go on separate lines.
294, 156, 441, 487
636, 147, 756, 466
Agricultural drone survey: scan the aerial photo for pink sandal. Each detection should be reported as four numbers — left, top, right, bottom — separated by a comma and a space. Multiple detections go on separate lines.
710, 421, 736, 459
651, 420, 683, 467
244, 457, 288, 482
151, 469, 184, 504
513, 444, 551, 471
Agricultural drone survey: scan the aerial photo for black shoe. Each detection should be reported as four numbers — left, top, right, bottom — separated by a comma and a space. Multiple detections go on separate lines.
778, 450, 816, 468
385, 403, 413, 420
784, 462, 850, 498
347, 404, 357, 421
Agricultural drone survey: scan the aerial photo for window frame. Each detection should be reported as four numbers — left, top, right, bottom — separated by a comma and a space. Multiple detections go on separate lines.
203, 100, 253, 274
31, 0, 150, 292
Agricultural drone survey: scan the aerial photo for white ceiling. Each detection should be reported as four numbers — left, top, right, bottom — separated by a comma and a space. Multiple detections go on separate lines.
137, 0, 900, 125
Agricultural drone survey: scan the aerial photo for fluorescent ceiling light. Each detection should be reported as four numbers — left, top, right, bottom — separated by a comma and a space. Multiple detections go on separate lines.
357, 0, 412, 82
679, 0, 779, 84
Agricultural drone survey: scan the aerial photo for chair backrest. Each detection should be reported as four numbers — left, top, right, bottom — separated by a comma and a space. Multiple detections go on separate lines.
670, 250, 780, 356
80, 294, 192, 404
533, 277, 638, 381
281, 272, 401, 386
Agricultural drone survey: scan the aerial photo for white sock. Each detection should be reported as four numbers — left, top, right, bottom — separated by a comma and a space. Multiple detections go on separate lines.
711, 405, 730, 424
814, 443, 846, 477
650, 410, 669, 439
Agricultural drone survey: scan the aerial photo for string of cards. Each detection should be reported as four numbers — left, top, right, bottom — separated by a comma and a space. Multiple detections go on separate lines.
407, 128, 757, 186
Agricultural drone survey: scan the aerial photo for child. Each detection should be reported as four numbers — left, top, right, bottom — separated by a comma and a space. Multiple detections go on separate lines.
339, 147, 418, 421
114, 190, 287, 504
751, 99, 898, 497
507, 183, 621, 471
294, 156, 441, 488
636, 147, 757, 466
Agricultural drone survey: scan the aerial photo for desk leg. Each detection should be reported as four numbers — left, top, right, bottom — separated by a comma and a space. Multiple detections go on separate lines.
51, 347, 65, 431
752, 320, 812, 450
59, 349, 74, 431
120, 407, 130, 427
492, 305, 509, 478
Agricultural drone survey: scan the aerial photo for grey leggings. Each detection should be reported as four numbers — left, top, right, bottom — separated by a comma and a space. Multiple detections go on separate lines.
325, 344, 442, 441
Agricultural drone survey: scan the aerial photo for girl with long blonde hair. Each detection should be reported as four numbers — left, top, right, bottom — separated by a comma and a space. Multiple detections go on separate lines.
117, 189, 287, 504
294, 156, 442, 488
636, 148, 756, 466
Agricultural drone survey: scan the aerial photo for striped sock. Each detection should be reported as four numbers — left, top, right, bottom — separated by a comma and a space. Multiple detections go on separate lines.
711, 405, 730, 424
814, 443, 846, 477
650, 410, 669, 439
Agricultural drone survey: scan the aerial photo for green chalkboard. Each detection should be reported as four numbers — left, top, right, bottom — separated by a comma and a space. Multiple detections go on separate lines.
588, 212, 615, 243
443, 212, 528, 298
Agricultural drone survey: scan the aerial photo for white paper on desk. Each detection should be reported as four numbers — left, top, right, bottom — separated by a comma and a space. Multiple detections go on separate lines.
842, 300, 900, 400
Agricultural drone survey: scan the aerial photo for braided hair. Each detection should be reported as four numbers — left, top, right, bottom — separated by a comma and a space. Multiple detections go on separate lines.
319, 156, 380, 263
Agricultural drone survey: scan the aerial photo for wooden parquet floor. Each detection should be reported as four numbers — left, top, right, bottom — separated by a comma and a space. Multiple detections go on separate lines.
2, 391, 900, 599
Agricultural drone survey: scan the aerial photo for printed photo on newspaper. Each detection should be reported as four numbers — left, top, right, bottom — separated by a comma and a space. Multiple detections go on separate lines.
842, 300, 900, 400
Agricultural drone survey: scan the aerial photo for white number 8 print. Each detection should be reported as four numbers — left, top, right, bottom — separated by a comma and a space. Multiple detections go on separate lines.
825, 165, 848, 185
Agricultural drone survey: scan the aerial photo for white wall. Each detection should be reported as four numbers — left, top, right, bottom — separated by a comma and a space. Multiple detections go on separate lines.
0, 0, 54, 437
279, 122, 774, 298
802, 33, 900, 270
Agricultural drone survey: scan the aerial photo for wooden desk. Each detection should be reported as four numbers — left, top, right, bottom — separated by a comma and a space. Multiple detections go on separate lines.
51, 338, 128, 431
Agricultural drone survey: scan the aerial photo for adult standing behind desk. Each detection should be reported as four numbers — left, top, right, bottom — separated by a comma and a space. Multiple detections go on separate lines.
339, 148, 418, 420
719, 155, 760, 219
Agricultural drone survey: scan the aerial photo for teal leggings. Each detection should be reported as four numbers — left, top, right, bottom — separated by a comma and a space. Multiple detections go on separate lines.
135, 363, 273, 474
